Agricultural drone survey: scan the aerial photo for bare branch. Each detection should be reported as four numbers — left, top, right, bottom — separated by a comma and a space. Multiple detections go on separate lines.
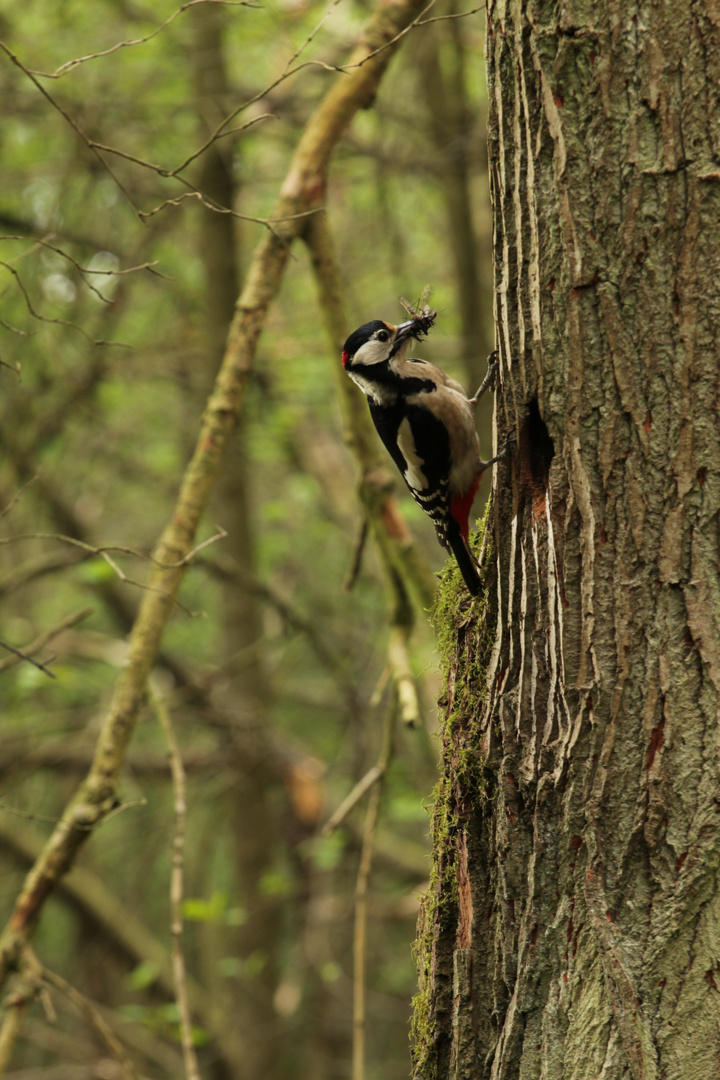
339, 0, 438, 73
0, 813, 246, 1071
283, 0, 344, 72
42, 966, 141, 1080
0, 476, 39, 520
30, 0, 260, 79
416, 4, 482, 25
198, 554, 354, 695
0, 798, 146, 829
0, 640, 57, 679
352, 698, 396, 1080
0, 235, 168, 297
0, 42, 143, 216
2, 41, 276, 231
158, 111, 277, 177
0, 530, 227, 613
0, 526, 227, 568
136, 187, 321, 228
0, 608, 93, 677
322, 765, 383, 836
0, 952, 41, 1072
0, 259, 125, 345
0, 315, 35, 337
0, 550, 89, 598
344, 518, 369, 591
151, 684, 201, 1080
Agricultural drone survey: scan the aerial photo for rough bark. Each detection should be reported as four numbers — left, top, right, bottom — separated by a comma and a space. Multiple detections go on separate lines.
413, 3, 720, 1078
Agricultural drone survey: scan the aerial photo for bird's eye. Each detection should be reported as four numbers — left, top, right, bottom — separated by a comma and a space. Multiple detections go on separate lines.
376, 330, 390, 343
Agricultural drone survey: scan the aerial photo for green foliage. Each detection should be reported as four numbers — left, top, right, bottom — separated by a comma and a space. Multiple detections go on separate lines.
181, 891, 244, 923
127, 960, 161, 991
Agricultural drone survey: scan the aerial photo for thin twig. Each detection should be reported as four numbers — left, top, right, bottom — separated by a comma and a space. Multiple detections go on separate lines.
0, 234, 167, 289
0, 640, 57, 679
2, 44, 271, 232
0, 526, 226, 568
0, 324, 30, 343
198, 555, 354, 694
0, 0, 476, 235
173, 0, 481, 181
352, 697, 396, 1080
321, 765, 383, 837
0, 948, 45, 1073
344, 518, 368, 591
283, 0, 344, 72
0, 259, 121, 345
0, 42, 141, 216
0, 798, 145, 829
0, 550, 90, 599
136, 188, 319, 226
368, 663, 391, 708
151, 684, 200, 1080
30, 0, 260, 78
0, 530, 227, 615
0, 607, 93, 677
0, 989, 30, 1074
42, 966, 140, 1080
416, 4, 481, 25
0, 476, 38, 520
340, 0, 438, 72
2, 40, 286, 231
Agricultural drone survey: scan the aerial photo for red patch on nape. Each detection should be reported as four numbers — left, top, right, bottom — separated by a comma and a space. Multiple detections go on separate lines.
450, 476, 480, 541
342, 350, 350, 368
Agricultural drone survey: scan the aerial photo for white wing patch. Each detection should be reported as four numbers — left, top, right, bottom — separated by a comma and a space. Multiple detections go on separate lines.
397, 416, 428, 491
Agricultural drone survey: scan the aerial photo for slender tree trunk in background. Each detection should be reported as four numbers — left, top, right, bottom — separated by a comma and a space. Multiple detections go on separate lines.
418, 19, 490, 371
413, 3, 720, 1078
417, 12, 495, 458
191, 10, 281, 1079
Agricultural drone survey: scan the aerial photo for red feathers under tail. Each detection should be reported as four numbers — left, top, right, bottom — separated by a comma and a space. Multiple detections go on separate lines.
450, 477, 480, 542
447, 476, 481, 595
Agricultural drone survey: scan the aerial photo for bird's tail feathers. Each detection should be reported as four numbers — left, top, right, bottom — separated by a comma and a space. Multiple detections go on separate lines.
447, 527, 481, 597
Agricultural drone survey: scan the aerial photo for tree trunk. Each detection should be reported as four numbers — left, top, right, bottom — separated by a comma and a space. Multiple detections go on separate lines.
413, 3, 720, 1078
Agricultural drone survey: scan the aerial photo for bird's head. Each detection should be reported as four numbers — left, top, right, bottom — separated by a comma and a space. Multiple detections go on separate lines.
341, 319, 420, 372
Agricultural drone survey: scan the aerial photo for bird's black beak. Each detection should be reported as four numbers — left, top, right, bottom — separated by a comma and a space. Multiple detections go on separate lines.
389, 320, 417, 357
394, 320, 417, 344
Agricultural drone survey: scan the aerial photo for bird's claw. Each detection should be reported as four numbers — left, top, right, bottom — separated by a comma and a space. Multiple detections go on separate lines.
469, 351, 499, 408
499, 426, 516, 457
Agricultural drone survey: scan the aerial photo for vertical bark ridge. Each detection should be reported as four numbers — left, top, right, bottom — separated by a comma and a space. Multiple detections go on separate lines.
413, 1, 720, 1077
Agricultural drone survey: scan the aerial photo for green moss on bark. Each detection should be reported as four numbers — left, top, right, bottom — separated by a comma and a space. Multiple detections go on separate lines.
411, 504, 498, 1078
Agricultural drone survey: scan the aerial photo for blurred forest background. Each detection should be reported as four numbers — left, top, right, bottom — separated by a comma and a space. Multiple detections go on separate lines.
0, 1, 494, 1077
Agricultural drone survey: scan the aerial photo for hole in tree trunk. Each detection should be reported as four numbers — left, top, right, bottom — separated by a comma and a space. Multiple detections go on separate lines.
518, 398, 554, 516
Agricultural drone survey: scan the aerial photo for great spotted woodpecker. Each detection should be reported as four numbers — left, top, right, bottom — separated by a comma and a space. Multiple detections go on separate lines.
342, 316, 508, 596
